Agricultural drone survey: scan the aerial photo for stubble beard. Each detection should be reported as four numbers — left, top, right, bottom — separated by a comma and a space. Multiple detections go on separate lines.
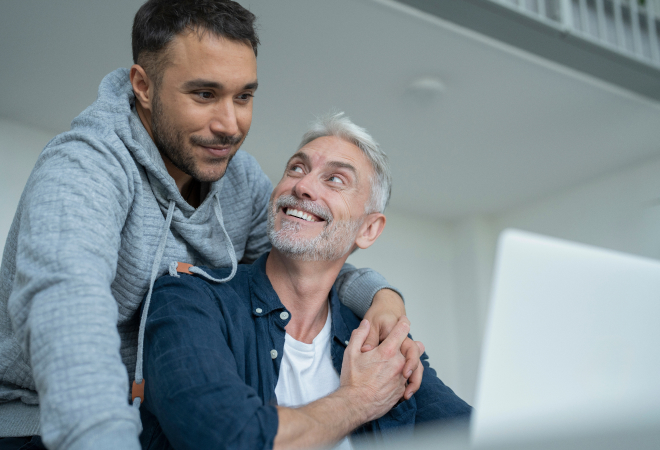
150, 88, 244, 183
267, 195, 362, 261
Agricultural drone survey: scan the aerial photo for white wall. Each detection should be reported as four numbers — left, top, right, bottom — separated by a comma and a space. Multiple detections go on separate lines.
493, 155, 660, 261
0, 118, 53, 247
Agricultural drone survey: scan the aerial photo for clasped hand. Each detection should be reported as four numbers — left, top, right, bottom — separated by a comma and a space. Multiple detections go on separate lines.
339, 317, 424, 423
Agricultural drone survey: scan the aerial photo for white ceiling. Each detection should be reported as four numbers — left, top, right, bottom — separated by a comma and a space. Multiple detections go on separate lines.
2, 0, 659, 219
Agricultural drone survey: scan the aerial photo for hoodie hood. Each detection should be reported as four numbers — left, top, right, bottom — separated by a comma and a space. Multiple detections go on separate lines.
79, 68, 238, 268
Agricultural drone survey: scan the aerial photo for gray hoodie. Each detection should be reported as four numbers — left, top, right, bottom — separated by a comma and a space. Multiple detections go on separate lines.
0, 69, 396, 450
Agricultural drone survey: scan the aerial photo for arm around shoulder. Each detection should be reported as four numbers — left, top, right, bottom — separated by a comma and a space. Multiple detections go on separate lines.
335, 263, 404, 318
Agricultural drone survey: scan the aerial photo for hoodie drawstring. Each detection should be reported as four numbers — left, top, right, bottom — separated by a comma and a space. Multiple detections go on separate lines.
132, 194, 238, 409
132, 199, 175, 410
188, 195, 237, 283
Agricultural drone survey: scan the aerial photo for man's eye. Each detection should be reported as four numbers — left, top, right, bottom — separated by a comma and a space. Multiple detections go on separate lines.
238, 93, 254, 101
291, 166, 303, 173
328, 176, 344, 184
196, 91, 213, 100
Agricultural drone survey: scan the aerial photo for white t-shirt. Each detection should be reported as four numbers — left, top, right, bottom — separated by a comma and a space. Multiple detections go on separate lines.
275, 305, 353, 450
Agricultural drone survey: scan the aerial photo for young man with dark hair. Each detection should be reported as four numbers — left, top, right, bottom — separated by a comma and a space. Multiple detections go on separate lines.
0, 2, 421, 449
139, 113, 471, 450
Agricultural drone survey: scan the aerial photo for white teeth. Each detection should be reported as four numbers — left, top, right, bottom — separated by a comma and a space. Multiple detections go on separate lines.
285, 208, 316, 222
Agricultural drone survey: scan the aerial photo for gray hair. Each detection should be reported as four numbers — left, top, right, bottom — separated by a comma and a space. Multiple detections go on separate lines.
298, 112, 391, 214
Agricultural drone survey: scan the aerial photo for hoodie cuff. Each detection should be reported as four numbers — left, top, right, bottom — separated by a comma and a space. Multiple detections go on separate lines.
338, 268, 404, 318
66, 420, 141, 450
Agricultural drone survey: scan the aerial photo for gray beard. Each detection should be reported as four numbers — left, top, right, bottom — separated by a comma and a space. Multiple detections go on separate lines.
267, 197, 362, 261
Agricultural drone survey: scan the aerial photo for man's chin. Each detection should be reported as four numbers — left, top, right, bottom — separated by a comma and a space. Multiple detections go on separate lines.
193, 160, 233, 183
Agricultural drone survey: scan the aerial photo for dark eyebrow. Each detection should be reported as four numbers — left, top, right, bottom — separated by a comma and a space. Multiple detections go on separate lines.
182, 79, 222, 90
181, 79, 259, 91
244, 81, 259, 91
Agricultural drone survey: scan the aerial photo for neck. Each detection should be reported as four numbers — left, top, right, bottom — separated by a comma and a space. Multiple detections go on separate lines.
265, 249, 347, 344
135, 100, 196, 203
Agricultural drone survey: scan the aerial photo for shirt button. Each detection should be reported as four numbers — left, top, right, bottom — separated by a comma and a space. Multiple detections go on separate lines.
280, 311, 289, 320
345, 340, 349, 346
255, 308, 263, 314
270, 349, 278, 359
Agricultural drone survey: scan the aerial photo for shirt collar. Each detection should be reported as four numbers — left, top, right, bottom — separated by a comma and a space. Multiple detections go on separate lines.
249, 253, 285, 316
249, 252, 353, 345
329, 279, 351, 347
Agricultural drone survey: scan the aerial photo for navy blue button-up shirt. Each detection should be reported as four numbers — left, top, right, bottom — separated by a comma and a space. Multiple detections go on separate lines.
140, 253, 471, 450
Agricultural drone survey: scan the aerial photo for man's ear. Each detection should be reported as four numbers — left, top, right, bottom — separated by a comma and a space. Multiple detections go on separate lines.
130, 64, 154, 112
354, 213, 386, 250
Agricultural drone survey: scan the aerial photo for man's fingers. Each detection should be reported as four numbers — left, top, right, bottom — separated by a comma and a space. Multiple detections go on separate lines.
405, 361, 424, 399
361, 322, 379, 352
378, 316, 410, 353
401, 339, 425, 399
401, 338, 421, 378
348, 319, 371, 354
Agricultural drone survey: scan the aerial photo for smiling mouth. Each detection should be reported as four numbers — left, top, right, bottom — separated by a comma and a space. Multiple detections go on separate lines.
199, 146, 233, 159
283, 207, 323, 222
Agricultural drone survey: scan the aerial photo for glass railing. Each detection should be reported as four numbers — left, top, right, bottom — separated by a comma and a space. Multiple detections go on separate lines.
489, 0, 660, 67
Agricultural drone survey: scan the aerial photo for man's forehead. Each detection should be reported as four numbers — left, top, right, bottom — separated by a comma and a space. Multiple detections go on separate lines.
165, 31, 257, 83
293, 136, 366, 167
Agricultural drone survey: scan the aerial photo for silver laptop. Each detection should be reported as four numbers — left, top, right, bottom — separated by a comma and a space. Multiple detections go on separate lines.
471, 229, 660, 447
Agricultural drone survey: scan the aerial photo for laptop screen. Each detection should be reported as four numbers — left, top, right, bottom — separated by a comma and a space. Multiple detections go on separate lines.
471, 229, 660, 446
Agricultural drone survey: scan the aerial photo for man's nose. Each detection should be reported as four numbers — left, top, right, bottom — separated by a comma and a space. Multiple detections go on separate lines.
210, 98, 240, 137
293, 173, 318, 201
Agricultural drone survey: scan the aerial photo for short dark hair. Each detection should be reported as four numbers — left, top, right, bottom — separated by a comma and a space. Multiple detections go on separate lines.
132, 0, 259, 85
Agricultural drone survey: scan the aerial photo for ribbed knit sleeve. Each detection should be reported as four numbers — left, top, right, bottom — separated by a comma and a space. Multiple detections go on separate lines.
334, 263, 404, 318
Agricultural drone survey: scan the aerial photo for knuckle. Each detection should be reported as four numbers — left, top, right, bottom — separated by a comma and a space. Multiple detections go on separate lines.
392, 328, 406, 341
380, 346, 396, 359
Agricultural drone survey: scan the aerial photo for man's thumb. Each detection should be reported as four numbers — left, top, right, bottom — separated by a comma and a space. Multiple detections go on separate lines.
360, 320, 379, 352
348, 319, 371, 353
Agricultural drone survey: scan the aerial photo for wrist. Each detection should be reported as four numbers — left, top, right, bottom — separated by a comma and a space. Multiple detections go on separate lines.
333, 386, 371, 426
372, 289, 405, 317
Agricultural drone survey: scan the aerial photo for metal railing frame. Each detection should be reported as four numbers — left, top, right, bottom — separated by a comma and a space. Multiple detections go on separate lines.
489, 0, 660, 67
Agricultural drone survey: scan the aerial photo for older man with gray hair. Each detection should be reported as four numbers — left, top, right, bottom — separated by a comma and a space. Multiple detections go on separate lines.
139, 113, 471, 450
